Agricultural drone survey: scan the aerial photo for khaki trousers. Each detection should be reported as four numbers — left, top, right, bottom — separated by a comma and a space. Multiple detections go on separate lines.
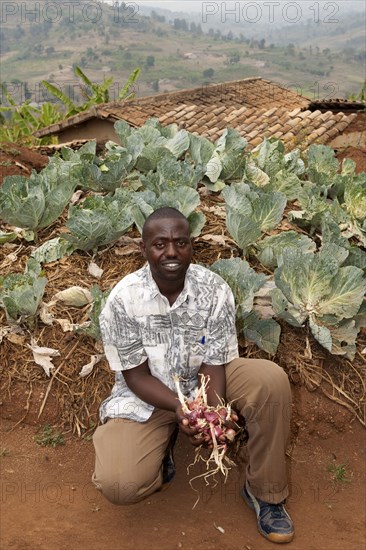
93, 358, 292, 505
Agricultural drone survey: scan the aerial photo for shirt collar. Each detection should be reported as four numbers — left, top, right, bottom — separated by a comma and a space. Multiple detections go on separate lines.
143, 264, 197, 304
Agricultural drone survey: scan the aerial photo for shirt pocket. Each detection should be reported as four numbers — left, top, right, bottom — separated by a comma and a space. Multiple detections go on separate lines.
145, 344, 168, 377
187, 342, 206, 368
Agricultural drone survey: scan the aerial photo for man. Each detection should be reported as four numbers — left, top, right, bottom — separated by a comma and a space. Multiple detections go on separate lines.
93, 207, 294, 544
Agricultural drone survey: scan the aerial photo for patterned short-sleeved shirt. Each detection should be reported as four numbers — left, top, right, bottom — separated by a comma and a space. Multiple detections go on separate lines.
99, 263, 239, 423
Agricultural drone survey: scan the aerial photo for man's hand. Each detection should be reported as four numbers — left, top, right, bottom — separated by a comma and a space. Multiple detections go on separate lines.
175, 403, 240, 447
175, 403, 211, 447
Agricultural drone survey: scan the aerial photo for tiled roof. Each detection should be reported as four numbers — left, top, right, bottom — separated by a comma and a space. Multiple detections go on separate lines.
308, 99, 365, 112
35, 77, 358, 150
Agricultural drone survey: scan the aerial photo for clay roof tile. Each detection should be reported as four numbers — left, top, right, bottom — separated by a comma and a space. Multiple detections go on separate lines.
288, 107, 302, 117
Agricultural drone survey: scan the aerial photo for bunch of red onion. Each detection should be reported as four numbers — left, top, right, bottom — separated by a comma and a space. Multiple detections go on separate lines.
175, 374, 241, 506
184, 398, 237, 445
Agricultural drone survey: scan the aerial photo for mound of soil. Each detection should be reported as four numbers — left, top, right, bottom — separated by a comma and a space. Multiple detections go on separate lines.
336, 146, 366, 173
0, 144, 49, 183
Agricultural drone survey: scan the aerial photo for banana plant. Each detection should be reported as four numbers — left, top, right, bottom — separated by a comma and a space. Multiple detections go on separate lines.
41, 66, 141, 118
0, 84, 62, 144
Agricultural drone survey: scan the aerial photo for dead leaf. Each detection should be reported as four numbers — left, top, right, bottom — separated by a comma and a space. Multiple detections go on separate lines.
55, 318, 76, 332
39, 302, 54, 326
79, 354, 104, 377
0, 252, 18, 270
88, 261, 103, 279
115, 244, 140, 256
199, 234, 236, 247
27, 339, 60, 377
201, 204, 226, 218
52, 286, 93, 306
199, 234, 226, 246
115, 235, 141, 246
6, 333, 27, 345
0, 325, 26, 345
70, 190, 84, 205
56, 319, 90, 333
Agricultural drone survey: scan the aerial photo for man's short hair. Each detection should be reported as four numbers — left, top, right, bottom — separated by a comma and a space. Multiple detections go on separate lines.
142, 207, 188, 240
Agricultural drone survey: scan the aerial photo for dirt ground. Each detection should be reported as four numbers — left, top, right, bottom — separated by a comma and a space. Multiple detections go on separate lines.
1, 385, 365, 550
0, 144, 49, 183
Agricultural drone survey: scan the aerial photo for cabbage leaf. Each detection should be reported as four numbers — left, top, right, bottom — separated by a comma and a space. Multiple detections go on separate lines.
255, 231, 316, 269
222, 183, 286, 252
130, 187, 205, 237
210, 258, 281, 354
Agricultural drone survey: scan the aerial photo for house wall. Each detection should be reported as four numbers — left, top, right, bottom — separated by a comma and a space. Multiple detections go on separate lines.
56, 119, 121, 144
329, 132, 366, 149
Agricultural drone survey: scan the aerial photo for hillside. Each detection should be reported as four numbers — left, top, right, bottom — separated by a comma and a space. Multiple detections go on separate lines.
1, 0, 365, 106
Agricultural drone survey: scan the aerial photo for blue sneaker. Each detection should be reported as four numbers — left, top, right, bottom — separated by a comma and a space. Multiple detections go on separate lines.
242, 481, 294, 544
162, 426, 178, 485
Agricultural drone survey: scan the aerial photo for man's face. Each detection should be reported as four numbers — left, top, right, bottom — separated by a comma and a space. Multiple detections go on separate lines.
140, 217, 193, 288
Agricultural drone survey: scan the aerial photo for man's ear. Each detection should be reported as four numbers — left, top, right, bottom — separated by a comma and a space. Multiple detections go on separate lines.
139, 240, 146, 258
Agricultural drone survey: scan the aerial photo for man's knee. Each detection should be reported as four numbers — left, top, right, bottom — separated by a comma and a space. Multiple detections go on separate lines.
227, 358, 291, 421
93, 472, 160, 505
250, 363, 291, 423
265, 360, 291, 394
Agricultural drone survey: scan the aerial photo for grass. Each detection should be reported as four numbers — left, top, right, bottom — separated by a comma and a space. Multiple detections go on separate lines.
327, 462, 351, 483
34, 424, 65, 448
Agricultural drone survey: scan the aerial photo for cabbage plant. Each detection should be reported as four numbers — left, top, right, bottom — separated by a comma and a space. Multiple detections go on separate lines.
139, 157, 205, 192
0, 259, 47, 326
0, 158, 81, 236
64, 189, 134, 252
114, 118, 191, 173
221, 182, 287, 253
271, 246, 366, 359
